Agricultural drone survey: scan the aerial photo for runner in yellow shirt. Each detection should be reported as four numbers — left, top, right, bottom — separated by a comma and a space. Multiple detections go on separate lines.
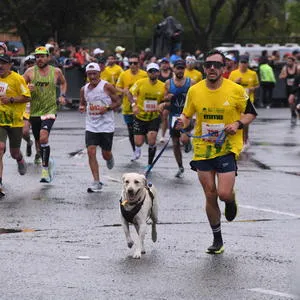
116, 54, 147, 161
100, 54, 123, 86
176, 50, 257, 254
129, 63, 165, 175
0, 54, 31, 196
229, 55, 259, 148
184, 55, 203, 83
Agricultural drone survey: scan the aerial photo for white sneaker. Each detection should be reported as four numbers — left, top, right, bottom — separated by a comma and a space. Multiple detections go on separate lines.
160, 137, 166, 144
87, 181, 103, 193
131, 147, 141, 161
175, 167, 184, 178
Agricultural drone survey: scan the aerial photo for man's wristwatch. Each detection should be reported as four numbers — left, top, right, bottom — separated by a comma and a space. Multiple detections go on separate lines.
236, 120, 244, 129
60, 94, 66, 98
105, 105, 112, 111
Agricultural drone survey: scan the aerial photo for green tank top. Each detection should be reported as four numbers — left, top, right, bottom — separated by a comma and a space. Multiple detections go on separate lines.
31, 65, 57, 116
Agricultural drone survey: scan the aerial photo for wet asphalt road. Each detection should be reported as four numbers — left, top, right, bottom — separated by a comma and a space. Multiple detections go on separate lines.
0, 108, 299, 300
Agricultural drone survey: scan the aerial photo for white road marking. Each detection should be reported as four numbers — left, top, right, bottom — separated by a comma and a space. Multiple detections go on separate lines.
115, 137, 129, 143
249, 288, 297, 299
240, 204, 300, 218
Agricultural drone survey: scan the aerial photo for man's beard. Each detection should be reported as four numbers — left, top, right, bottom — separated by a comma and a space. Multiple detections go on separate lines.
207, 73, 222, 83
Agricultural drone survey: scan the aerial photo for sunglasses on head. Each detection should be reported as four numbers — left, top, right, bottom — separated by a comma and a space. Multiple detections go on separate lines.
129, 61, 139, 65
203, 61, 224, 69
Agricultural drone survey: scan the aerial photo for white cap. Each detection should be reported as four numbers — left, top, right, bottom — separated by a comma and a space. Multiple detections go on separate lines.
86, 62, 100, 72
45, 43, 54, 50
115, 46, 125, 52
24, 55, 35, 62
146, 63, 160, 71
185, 55, 196, 61
93, 48, 104, 55
225, 54, 236, 61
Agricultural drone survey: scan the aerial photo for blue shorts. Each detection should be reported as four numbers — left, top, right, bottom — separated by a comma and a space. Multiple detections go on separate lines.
190, 153, 237, 174
123, 114, 134, 125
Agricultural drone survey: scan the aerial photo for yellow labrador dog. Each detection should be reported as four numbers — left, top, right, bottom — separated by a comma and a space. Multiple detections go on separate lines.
120, 172, 158, 259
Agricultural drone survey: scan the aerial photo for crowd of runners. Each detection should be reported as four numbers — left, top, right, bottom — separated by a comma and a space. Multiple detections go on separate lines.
1, 39, 300, 254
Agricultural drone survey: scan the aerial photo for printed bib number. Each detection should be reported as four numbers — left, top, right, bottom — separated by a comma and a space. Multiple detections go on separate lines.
201, 122, 225, 142
88, 101, 104, 116
0, 82, 8, 96
287, 78, 295, 86
144, 100, 157, 112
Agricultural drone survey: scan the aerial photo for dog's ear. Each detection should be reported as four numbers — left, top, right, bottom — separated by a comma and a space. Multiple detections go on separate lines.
121, 174, 127, 183
141, 174, 147, 187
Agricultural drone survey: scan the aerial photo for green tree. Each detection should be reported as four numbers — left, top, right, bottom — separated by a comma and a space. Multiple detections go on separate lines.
0, 0, 140, 53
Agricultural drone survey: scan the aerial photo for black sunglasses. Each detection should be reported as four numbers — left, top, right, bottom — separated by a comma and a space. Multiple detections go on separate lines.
148, 68, 158, 73
203, 61, 224, 69
129, 61, 139, 65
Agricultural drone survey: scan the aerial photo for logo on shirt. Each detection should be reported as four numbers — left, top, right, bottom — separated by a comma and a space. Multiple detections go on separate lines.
223, 100, 230, 106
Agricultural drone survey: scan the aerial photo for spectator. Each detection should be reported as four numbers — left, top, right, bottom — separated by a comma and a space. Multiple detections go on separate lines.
259, 56, 276, 108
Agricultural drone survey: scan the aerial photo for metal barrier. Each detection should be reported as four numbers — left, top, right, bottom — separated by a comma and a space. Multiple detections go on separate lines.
63, 67, 86, 107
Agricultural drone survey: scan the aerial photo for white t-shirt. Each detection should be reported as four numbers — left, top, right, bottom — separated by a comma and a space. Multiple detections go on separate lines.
84, 80, 114, 133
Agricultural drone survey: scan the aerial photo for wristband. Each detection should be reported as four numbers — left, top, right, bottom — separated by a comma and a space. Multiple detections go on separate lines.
236, 120, 244, 129
60, 94, 66, 98
131, 103, 136, 107
105, 105, 112, 111
9, 97, 14, 104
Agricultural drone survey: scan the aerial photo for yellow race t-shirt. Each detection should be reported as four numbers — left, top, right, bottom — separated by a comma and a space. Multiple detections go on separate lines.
116, 69, 147, 115
130, 78, 165, 121
100, 64, 123, 86
229, 69, 259, 102
183, 78, 248, 160
184, 69, 203, 83
0, 71, 31, 127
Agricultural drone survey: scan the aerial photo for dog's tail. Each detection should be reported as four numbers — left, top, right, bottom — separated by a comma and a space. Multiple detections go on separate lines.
151, 223, 157, 243
149, 186, 158, 243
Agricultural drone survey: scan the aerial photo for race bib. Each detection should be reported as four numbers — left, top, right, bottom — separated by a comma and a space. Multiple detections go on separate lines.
287, 78, 295, 86
0, 82, 8, 96
87, 101, 104, 116
144, 100, 157, 112
201, 122, 225, 143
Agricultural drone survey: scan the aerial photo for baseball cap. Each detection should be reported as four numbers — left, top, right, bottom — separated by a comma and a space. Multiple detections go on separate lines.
0, 54, 11, 63
225, 54, 236, 62
34, 46, 49, 55
93, 48, 104, 55
45, 43, 54, 51
86, 62, 100, 72
115, 46, 125, 52
185, 55, 196, 61
239, 55, 249, 63
24, 55, 35, 62
174, 59, 186, 68
146, 62, 160, 72
160, 57, 169, 63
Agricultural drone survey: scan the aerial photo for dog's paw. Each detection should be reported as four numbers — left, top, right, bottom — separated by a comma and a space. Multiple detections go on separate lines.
132, 250, 142, 259
127, 241, 134, 248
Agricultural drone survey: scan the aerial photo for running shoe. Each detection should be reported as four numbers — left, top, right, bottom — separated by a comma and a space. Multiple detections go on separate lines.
131, 147, 141, 161
17, 158, 27, 175
87, 181, 103, 193
0, 183, 5, 198
206, 240, 224, 254
291, 116, 297, 126
175, 167, 184, 178
40, 168, 50, 183
106, 156, 114, 170
225, 194, 238, 222
34, 154, 41, 165
184, 140, 192, 153
160, 137, 166, 144
26, 140, 33, 157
